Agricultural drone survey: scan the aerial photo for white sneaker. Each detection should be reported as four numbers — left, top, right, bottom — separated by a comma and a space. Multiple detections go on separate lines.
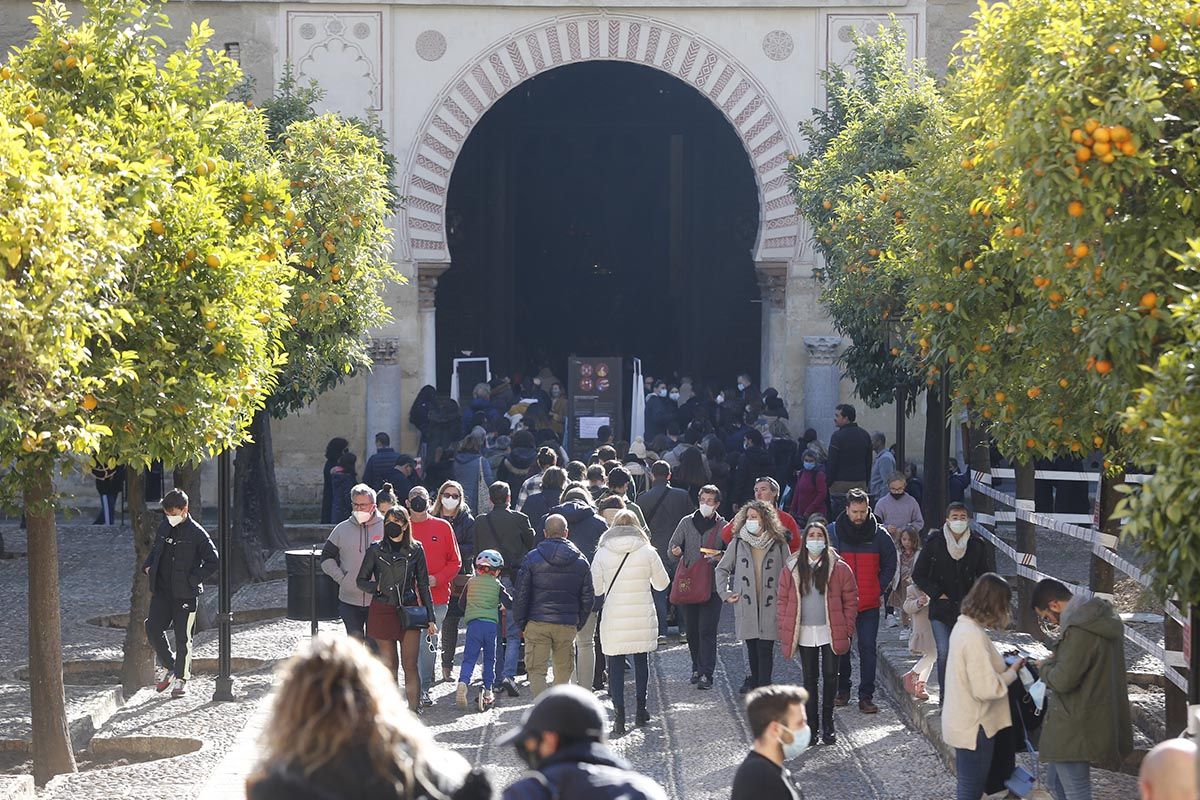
170, 678, 188, 697
886, 616, 900, 628
154, 668, 174, 693
456, 682, 468, 708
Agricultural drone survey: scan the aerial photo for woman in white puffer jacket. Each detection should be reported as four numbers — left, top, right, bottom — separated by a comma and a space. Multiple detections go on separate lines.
591, 509, 670, 737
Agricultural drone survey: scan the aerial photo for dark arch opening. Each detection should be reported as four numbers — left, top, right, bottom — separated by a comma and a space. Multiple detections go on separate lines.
438, 60, 760, 391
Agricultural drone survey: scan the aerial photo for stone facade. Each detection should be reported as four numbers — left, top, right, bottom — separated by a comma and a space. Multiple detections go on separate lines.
0, 0, 978, 513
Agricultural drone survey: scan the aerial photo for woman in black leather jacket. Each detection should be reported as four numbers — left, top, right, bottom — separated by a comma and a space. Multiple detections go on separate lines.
358, 506, 437, 711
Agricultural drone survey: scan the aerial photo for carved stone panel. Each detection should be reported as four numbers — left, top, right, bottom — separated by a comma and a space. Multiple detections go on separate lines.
287, 11, 383, 119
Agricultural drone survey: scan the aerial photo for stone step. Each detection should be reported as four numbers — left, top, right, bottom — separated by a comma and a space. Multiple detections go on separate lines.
0, 776, 34, 800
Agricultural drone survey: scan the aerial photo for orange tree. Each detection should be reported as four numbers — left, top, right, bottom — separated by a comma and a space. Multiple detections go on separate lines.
1, 0, 295, 776
228, 78, 397, 579
789, 25, 936, 412
907, 0, 1200, 607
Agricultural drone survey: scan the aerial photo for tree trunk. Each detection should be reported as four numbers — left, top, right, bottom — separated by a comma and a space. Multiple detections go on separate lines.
172, 462, 202, 522
894, 385, 906, 468
25, 463, 77, 784
967, 424, 997, 572
228, 410, 289, 586
1014, 460, 1041, 636
120, 471, 155, 695
922, 375, 949, 531
1090, 468, 1122, 597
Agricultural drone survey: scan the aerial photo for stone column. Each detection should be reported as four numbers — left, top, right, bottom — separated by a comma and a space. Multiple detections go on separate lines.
364, 337, 404, 458
755, 261, 788, 394
417, 263, 448, 389
803, 335, 843, 446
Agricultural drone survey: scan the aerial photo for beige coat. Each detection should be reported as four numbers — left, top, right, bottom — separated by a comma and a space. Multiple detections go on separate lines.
941, 615, 1019, 750
902, 583, 935, 656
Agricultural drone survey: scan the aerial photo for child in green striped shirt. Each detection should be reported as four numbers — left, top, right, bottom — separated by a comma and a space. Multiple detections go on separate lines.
456, 550, 513, 710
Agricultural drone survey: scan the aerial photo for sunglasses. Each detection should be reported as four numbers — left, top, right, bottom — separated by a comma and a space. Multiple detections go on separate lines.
441, 493, 461, 499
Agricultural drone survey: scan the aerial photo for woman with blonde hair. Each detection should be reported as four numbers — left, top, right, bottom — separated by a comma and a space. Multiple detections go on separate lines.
245, 634, 490, 799
716, 499, 790, 694
432, 479, 476, 683
591, 508, 670, 736
357, 506, 437, 712
942, 573, 1025, 800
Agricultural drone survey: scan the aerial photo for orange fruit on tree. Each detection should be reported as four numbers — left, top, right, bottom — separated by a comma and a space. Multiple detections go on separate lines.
1070, 129, 1085, 143
81, 393, 98, 411
1093, 127, 1112, 143
995, 391, 1007, 403
1026, 438, 1037, 449
150, 220, 165, 236
213, 341, 227, 355
1120, 141, 1137, 156
1084, 118, 1100, 134
1049, 291, 1064, 303
822, 199, 832, 210
1067, 200, 1084, 217
1059, 378, 1070, 388
205, 254, 220, 269
1073, 243, 1090, 258
1093, 141, 1112, 157
1027, 387, 1041, 399
944, 301, 955, 312
1150, 33, 1166, 52
1095, 359, 1113, 375
1110, 125, 1130, 143
1075, 146, 1092, 162
1140, 291, 1158, 309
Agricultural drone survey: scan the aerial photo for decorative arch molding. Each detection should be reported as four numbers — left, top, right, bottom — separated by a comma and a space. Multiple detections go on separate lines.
400, 12, 805, 265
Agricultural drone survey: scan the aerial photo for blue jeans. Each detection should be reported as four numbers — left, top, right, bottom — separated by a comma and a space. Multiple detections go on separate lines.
955, 726, 996, 800
417, 603, 449, 692
1046, 761, 1092, 800
607, 652, 648, 714
496, 575, 522, 684
837, 606, 880, 701
652, 588, 669, 637
931, 618, 952, 702
338, 601, 370, 640
459, 619, 498, 688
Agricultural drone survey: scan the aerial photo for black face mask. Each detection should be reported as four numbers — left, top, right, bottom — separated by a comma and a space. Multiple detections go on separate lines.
408, 496, 428, 513
890, 492, 905, 499
385, 522, 407, 541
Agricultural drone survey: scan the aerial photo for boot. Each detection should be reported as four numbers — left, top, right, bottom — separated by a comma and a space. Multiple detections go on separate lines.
611, 709, 626, 737
636, 702, 650, 726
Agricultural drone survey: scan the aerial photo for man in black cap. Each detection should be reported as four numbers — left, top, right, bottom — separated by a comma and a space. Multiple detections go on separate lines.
499, 684, 667, 800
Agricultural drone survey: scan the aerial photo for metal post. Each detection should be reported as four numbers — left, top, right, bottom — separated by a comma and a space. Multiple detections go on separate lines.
213, 449, 235, 701
894, 385, 906, 469
310, 543, 319, 637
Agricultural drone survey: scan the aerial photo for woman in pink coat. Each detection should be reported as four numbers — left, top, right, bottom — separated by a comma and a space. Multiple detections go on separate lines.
777, 520, 858, 745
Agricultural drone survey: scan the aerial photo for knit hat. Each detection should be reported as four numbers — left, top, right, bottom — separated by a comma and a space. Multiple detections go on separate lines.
628, 436, 647, 459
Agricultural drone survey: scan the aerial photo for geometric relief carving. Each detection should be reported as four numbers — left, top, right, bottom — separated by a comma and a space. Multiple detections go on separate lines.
287, 12, 382, 118
825, 14, 918, 75
401, 13, 802, 264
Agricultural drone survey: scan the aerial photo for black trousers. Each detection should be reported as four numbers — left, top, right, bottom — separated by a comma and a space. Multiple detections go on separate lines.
745, 638, 775, 687
798, 644, 838, 735
683, 594, 722, 678
145, 592, 197, 679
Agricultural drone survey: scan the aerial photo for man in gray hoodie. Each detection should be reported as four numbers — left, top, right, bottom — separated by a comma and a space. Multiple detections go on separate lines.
321, 483, 385, 640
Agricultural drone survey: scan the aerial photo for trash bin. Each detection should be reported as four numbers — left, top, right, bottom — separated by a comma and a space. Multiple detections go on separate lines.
285, 546, 342, 622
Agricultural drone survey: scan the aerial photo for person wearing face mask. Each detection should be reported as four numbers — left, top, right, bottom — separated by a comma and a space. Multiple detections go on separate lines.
716, 500, 790, 694
788, 450, 829, 524
321, 484, 386, 643
356, 506, 438, 711
499, 684, 667, 800
142, 489, 220, 698
432, 480, 476, 684
873, 472, 924, 545
668, 485, 728, 689
731, 685, 810, 800
777, 522, 857, 746
644, 381, 678, 441
406, 486, 462, 707
734, 372, 759, 404
911, 501, 992, 705
1031, 578, 1132, 800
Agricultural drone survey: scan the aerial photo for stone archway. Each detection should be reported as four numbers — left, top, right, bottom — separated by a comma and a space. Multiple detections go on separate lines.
401, 12, 802, 266
403, 12, 806, 389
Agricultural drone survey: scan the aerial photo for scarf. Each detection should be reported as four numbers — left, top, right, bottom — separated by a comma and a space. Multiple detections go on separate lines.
692, 509, 718, 534
943, 525, 969, 561
738, 526, 775, 551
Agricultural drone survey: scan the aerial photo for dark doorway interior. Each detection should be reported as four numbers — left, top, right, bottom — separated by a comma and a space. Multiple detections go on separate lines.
438, 60, 761, 389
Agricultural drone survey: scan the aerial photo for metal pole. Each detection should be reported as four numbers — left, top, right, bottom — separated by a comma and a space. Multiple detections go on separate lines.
310, 543, 318, 637
894, 385, 906, 468
213, 449, 234, 701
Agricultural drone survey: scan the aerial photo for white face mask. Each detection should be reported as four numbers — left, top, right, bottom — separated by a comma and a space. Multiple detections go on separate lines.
716, 393, 725, 404
669, 392, 680, 401
657, 389, 667, 398
699, 503, 717, 518
166, 514, 186, 527
737, 382, 746, 391
948, 518, 970, 535
353, 510, 373, 524
743, 519, 761, 535
441, 497, 460, 512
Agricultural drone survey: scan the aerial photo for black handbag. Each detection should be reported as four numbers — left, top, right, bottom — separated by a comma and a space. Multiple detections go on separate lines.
393, 557, 432, 629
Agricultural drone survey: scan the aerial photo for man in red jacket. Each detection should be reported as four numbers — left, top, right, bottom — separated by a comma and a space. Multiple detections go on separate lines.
721, 477, 802, 553
407, 485, 462, 707
828, 488, 896, 714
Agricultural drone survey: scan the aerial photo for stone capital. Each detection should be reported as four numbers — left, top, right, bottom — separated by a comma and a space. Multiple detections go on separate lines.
367, 337, 403, 365
416, 261, 449, 311
803, 335, 843, 366
755, 260, 788, 310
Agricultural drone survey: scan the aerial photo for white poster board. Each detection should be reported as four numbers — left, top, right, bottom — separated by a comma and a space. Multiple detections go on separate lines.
578, 416, 611, 441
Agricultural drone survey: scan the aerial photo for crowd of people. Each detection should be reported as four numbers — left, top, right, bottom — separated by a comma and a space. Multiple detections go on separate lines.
147, 372, 1171, 800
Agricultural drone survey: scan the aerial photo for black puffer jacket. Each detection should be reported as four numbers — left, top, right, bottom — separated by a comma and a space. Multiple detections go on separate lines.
501, 741, 666, 800
513, 538, 594, 629
143, 516, 219, 599
357, 536, 436, 610
548, 500, 607, 559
